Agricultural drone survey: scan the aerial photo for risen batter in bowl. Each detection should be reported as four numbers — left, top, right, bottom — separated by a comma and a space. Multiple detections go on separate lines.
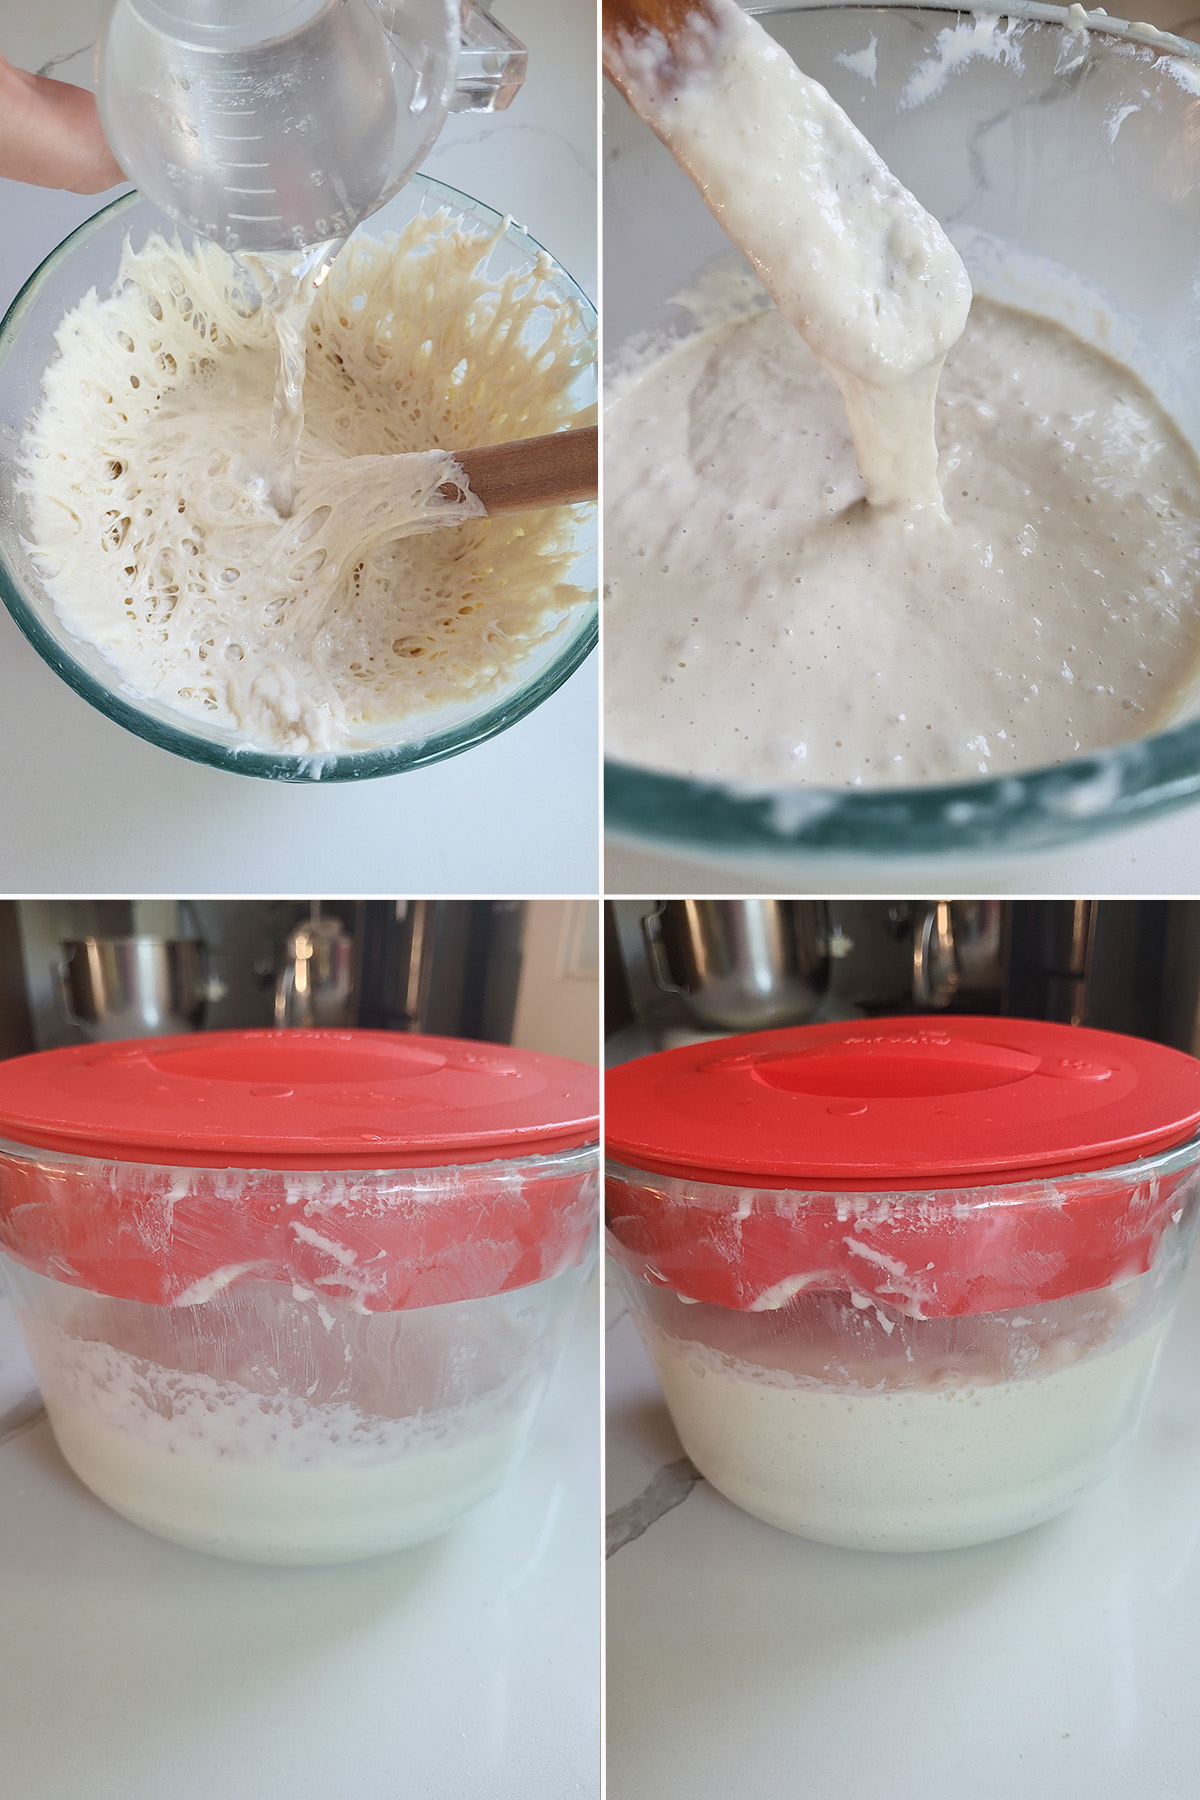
605, 294, 1200, 787
20, 212, 593, 754
603, 0, 1200, 790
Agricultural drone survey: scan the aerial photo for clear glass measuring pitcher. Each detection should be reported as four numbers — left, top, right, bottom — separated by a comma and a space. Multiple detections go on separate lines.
97, 0, 527, 253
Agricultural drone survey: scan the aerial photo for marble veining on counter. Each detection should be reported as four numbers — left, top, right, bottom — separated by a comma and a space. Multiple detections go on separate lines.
607, 1453, 702, 1558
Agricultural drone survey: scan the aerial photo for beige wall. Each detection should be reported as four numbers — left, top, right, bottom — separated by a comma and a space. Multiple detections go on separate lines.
511, 902, 599, 1066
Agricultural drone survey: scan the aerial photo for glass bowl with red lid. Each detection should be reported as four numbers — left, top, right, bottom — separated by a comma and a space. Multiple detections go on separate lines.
0, 1028, 598, 1564
606, 1017, 1200, 1553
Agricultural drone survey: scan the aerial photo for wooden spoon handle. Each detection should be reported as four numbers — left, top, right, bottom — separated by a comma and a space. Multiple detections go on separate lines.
453, 425, 597, 516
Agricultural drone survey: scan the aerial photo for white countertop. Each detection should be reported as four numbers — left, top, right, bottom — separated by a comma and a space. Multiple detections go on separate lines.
0, 1272, 600, 1800
606, 1250, 1200, 1799
606, 805, 1200, 900
0, 0, 597, 895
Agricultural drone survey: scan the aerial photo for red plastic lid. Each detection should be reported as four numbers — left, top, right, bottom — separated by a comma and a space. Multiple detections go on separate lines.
0, 1029, 599, 1170
605, 1018, 1200, 1318
605, 1017, 1200, 1189
0, 1030, 599, 1311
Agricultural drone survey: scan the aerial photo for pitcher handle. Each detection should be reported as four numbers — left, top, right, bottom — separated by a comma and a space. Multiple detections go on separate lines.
452, 2, 527, 113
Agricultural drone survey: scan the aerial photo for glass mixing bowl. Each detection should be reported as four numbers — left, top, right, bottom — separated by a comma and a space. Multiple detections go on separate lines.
0, 176, 597, 782
606, 1016, 1200, 1550
604, 1, 1200, 866
609, 1147, 1200, 1550
0, 1028, 600, 1563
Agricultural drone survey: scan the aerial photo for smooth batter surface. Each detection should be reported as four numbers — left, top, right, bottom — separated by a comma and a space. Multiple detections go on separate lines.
649, 1318, 1167, 1551
605, 300, 1200, 786
21, 213, 591, 754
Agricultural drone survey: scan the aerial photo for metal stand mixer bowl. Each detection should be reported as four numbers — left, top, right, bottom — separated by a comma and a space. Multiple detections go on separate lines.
604, 2, 1200, 873
55, 936, 220, 1039
641, 899, 829, 1031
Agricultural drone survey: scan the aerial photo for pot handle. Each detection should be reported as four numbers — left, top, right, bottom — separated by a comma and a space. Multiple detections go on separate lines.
52, 955, 85, 1030
912, 902, 960, 1011
274, 960, 297, 1028
179, 908, 228, 1005
641, 907, 684, 999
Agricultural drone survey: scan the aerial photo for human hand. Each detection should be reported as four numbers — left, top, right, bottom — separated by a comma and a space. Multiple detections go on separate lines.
0, 55, 125, 193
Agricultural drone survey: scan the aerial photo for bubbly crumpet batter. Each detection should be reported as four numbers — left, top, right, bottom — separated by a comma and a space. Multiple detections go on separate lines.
605, 300, 1200, 786
22, 213, 592, 754
604, 0, 1200, 788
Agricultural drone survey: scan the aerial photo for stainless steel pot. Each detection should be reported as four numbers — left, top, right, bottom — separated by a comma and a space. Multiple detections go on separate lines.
56, 938, 216, 1040
642, 900, 828, 1031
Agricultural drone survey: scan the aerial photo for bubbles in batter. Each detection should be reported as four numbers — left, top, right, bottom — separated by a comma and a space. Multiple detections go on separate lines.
604, 296, 1200, 788
21, 212, 594, 754
604, 0, 1200, 791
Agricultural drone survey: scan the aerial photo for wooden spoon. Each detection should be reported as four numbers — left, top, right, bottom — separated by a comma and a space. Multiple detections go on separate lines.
448, 424, 597, 515
603, 0, 720, 104
273, 425, 597, 589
